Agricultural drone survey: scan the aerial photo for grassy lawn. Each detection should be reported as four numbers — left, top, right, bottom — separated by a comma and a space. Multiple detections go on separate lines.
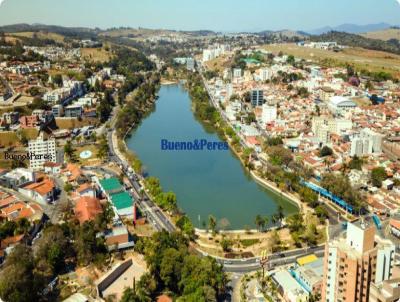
55, 118, 98, 129
0, 129, 39, 148
0, 132, 20, 148
262, 43, 400, 77
204, 55, 231, 73
240, 239, 260, 248
81, 47, 113, 63
73, 145, 101, 165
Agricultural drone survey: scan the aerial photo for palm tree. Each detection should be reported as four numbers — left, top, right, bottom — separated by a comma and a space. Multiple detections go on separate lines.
255, 214, 263, 232
263, 216, 269, 231
208, 215, 217, 234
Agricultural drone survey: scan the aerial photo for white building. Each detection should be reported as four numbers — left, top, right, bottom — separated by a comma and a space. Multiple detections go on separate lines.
186, 58, 195, 71
225, 100, 241, 121
328, 96, 357, 115
202, 49, 215, 62
233, 68, 242, 79
223, 68, 232, 80
259, 68, 272, 82
350, 128, 383, 157
28, 133, 57, 171
312, 117, 352, 144
261, 104, 277, 125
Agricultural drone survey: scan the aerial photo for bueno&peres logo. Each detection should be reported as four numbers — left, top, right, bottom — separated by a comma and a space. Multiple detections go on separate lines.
161, 139, 229, 151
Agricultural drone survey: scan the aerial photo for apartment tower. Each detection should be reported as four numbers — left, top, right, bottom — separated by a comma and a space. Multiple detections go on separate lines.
322, 218, 395, 302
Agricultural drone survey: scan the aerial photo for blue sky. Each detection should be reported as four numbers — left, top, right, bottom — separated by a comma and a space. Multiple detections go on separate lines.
0, 0, 399, 32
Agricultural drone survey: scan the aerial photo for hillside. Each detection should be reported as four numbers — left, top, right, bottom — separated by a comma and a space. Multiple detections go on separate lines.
361, 28, 400, 41
307, 22, 392, 35
311, 31, 400, 55
262, 43, 400, 78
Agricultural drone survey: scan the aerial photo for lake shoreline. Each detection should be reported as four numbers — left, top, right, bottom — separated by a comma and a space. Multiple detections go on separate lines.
126, 83, 299, 230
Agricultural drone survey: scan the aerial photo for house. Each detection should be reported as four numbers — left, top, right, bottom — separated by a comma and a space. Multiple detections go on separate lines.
0, 201, 43, 222
0, 234, 25, 256
76, 183, 96, 198
157, 295, 173, 302
19, 178, 56, 204
64, 104, 83, 118
390, 219, 400, 238
63, 293, 89, 302
63, 163, 84, 184
103, 225, 134, 251
43, 162, 62, 175
19, 115, 40, 128
74, 196, 103, 224
0, 168, 35, 190
272, 269, 308, 302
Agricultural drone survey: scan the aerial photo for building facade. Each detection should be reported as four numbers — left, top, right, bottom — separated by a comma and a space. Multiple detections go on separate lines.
322, 218, 395, 302
28, 133, 57, 171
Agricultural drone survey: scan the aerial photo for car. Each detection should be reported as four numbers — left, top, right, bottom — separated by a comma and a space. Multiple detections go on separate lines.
279, 253, 285, 258
224, 260, 232, 265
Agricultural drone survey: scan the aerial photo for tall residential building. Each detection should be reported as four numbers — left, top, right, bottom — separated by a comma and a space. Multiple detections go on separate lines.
361, 128, 383, 154
186, 58, 195, 71
322, 218, 395, 302
369, 267, 400, 302
233, 68, 242, 79
202, 49, 215, 62
261, 104, 277, 125
259, 68, 272, 82
223, 68, 232, 80
28, 133, 57, 171
350, 128, 383, 157
250, 89, 263, 107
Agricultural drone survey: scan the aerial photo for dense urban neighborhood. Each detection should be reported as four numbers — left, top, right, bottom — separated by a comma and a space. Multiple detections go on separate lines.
0, 1, 400, 302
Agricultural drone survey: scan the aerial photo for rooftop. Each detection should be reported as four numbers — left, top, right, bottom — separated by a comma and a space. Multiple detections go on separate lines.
110, 192, 133, 210
99, 177, 123, 192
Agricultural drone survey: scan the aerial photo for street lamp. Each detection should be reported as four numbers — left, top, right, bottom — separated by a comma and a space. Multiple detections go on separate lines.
260, 249, 268, 280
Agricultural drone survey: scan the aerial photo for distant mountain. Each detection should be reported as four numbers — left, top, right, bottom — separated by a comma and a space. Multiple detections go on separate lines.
0, 23, 99, 39
307, 23, 393, 35
256, 29, 309, 40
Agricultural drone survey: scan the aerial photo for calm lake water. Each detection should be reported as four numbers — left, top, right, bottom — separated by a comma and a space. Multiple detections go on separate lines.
126, 84, 298, 229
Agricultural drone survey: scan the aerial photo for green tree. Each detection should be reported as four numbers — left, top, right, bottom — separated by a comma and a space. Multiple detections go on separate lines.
208, 215, 217, 234
286, 55, 295, 65
298, 187, 319, 208
220, 236, 233, 252
349, 155, 364, 170
52, 74, 63, 87
319, 146, 333, 157
0, 245, 40, 302
64, 140, 75, 159
371, 167, 387, 187
35, 225, 69, 275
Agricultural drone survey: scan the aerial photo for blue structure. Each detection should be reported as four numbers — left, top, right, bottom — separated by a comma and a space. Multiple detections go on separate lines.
372, 214, 382, 230
289, 269, 311, 293
300, 180, 354, 214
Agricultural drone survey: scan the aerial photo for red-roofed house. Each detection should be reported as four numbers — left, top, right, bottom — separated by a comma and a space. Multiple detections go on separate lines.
19, 178, 56, 204
75, 196, 102, 224
390, 219, 400, 238
76, 183, 96, 198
